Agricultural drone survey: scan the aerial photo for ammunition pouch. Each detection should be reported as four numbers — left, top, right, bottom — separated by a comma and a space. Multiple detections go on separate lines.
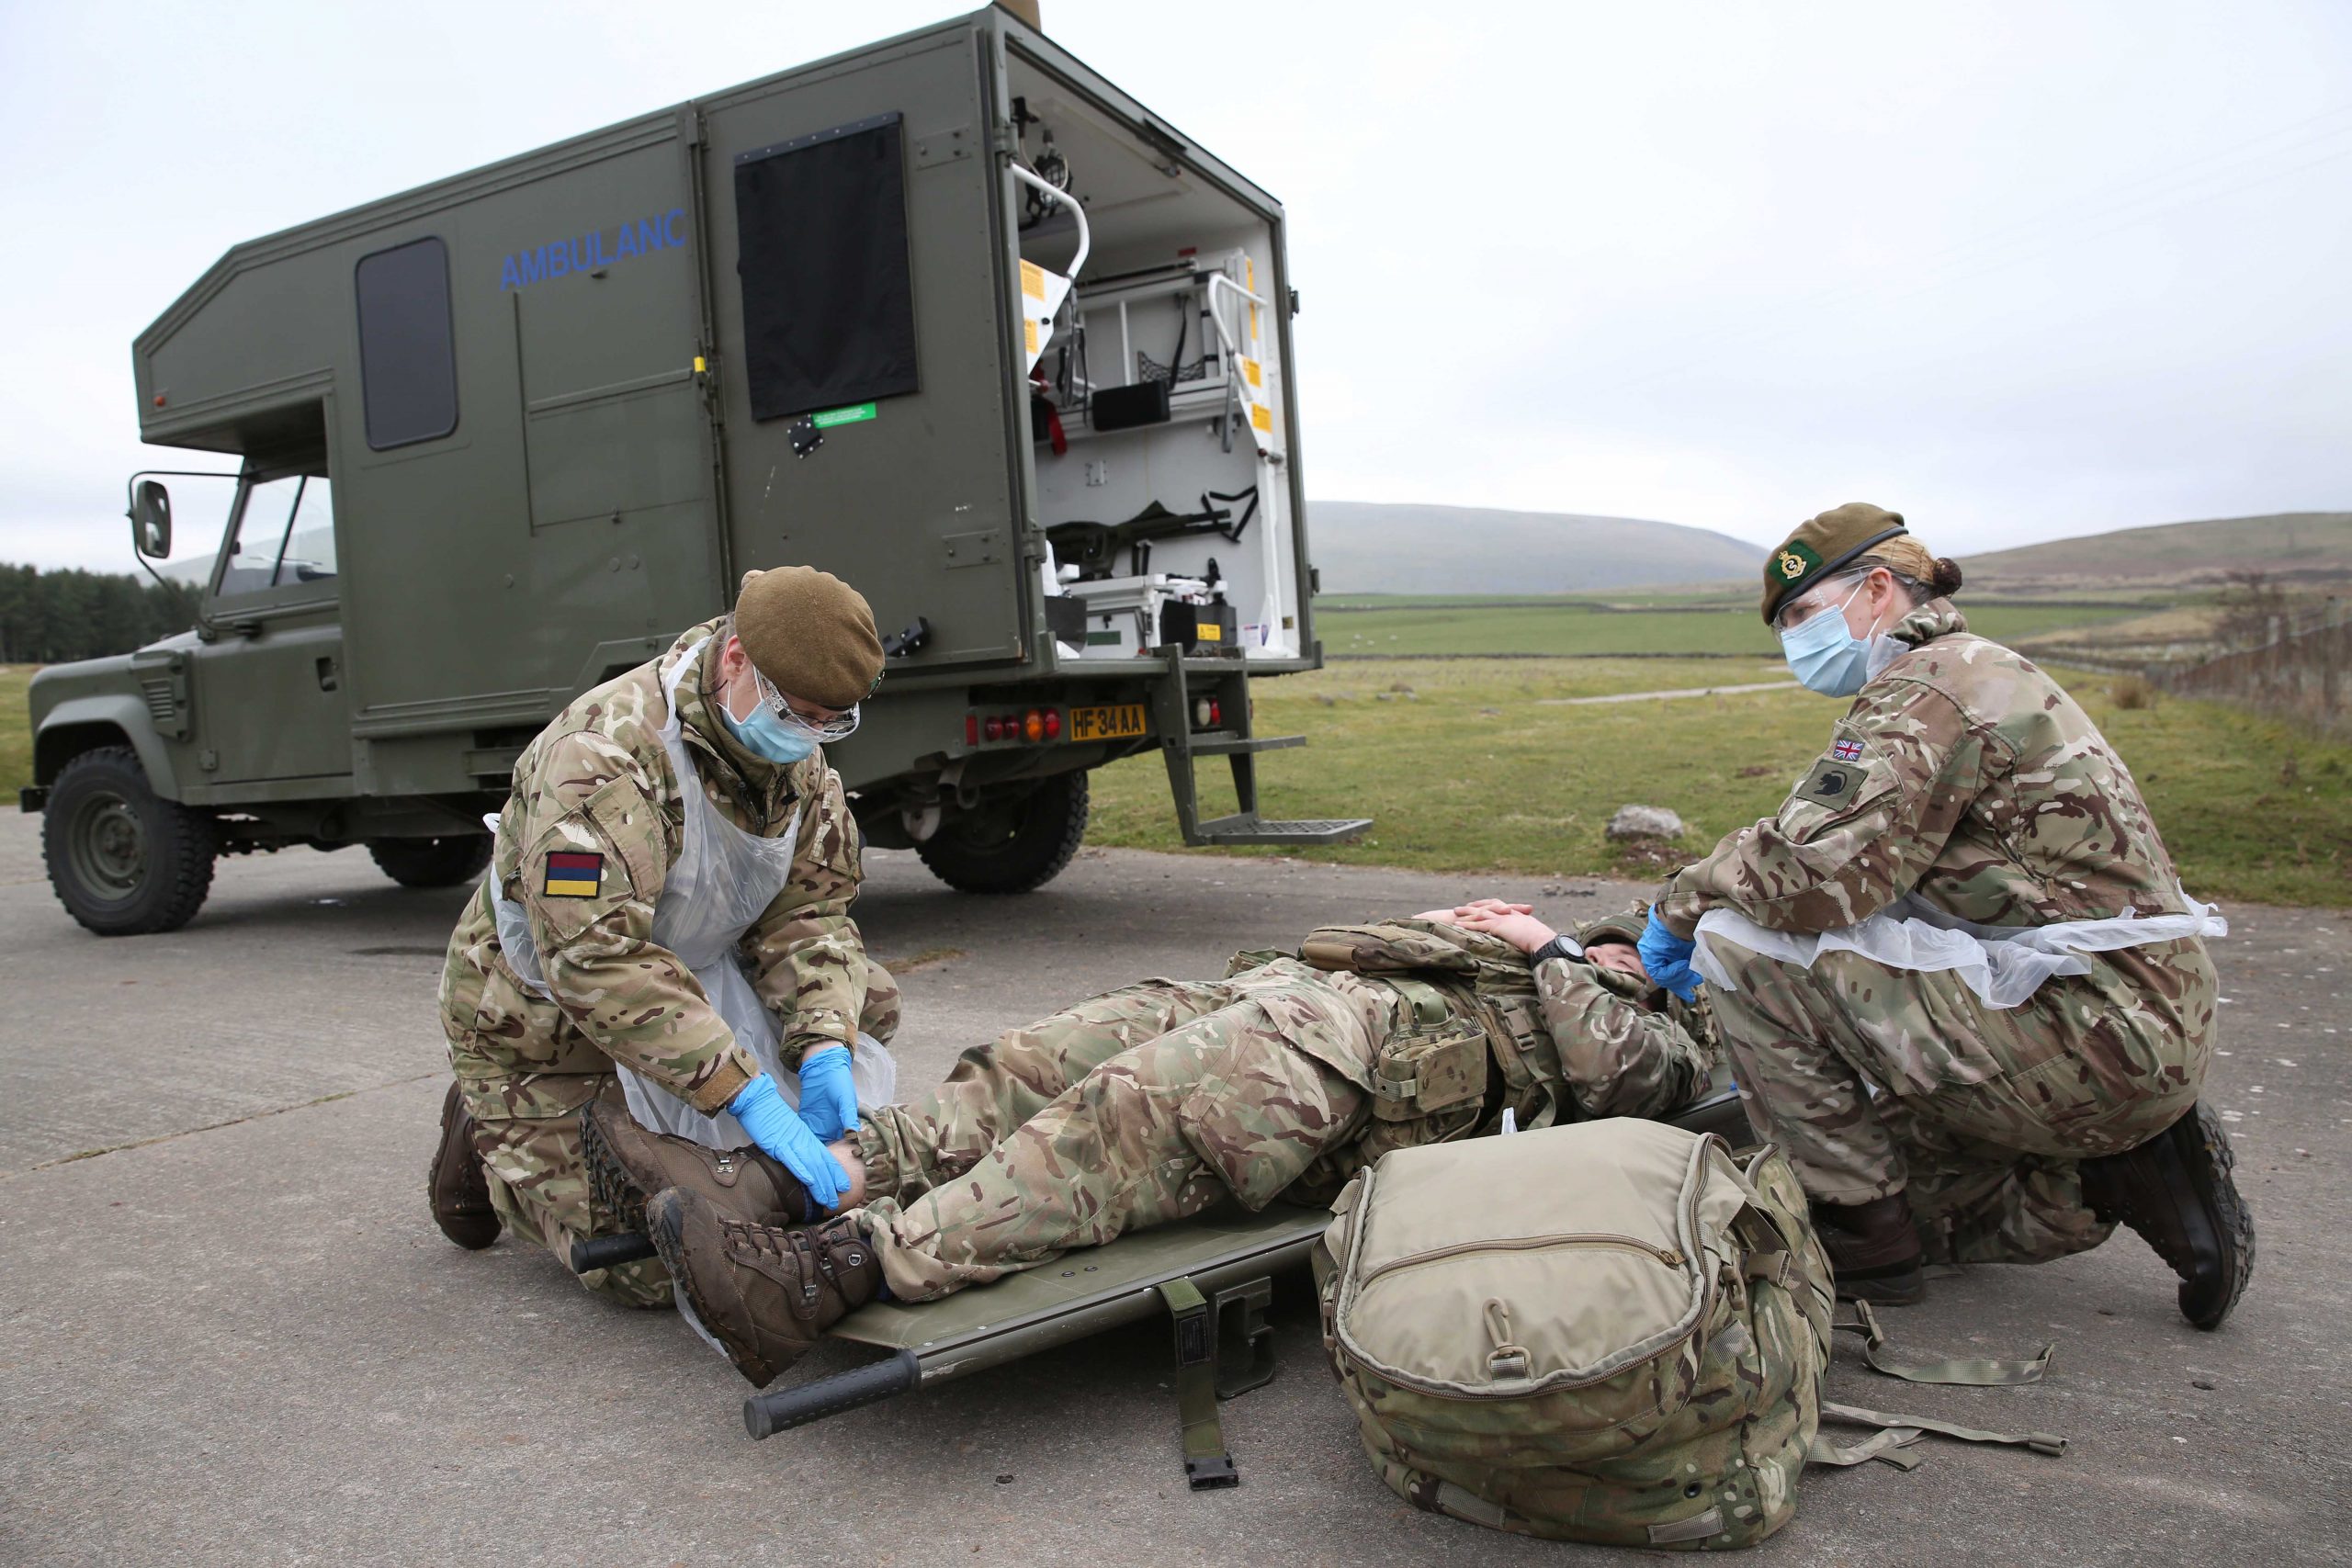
1371, 977, 1490, 1122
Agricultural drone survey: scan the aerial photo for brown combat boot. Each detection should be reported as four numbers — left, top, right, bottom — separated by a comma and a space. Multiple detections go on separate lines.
2080, 1101, 2253, 1331
1813, 1193, 1925, 1304
580, 1098, 812, 1235
428, 1081, 502, 1250
647, 1188, 884, 1387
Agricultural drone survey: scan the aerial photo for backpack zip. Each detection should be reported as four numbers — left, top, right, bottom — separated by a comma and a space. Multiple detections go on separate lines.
1358, 1231, 1683, 1289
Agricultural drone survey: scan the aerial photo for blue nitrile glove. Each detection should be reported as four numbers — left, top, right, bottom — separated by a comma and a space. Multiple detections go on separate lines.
1639, 908, 1703, 1004
728, 1074, 848, 1212
795, 1043, 859, 1145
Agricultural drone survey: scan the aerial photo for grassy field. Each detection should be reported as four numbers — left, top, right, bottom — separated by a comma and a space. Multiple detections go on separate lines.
1088, 656, 2352, 908
0, 667, 30, 795
9, 643, 2344, 907
1316, 600, 2153, 658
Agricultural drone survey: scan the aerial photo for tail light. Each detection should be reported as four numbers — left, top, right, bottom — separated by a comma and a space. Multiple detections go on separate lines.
984, 716, 1005, 742
965, 715, 980, 747
1043, 708, 1062, 739
1023, 709, 1046, 742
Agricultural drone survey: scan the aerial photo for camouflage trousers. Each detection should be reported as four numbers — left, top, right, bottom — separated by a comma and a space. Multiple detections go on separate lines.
453, 1067, 673, 1308
850, 960, 1402, 1301
1704, 935, 2215, 1265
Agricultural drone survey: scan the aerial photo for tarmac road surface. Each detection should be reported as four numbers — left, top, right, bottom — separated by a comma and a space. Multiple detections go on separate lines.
1, 812, 2346, 1566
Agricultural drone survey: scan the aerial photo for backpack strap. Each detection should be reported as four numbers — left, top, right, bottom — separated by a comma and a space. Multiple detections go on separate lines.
1838, 1299, 2054, 1386
1819, 1400, 2068, 1460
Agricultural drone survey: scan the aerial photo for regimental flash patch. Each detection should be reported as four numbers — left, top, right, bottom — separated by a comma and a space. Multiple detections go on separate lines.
1793, 756, 1869, 811
542, 851, 605, 898
1833, 738, 1866, 762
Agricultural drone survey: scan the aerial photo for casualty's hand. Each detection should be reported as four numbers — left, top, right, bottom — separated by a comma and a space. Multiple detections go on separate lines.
1411, 897, 1536, 923
728, 1074, 853, 1212
1453, 897, 1534, 918
795, 1042, 859, 1144
1448, 907, 1559, 955
1637, 908, 1703, 1003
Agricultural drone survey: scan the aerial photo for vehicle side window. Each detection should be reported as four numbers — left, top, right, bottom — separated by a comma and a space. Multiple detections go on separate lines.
356, 236, 459, 449
217, 475, 337, 598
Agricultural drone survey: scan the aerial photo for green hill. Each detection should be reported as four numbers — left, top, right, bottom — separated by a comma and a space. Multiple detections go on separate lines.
1961, 512, 2352, 590
1309, 502, 1764, 594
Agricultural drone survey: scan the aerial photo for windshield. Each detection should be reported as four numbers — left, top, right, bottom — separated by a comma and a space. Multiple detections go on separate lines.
218, 473, 337, 597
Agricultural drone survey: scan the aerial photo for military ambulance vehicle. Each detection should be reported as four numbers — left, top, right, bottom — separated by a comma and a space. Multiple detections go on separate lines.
23, 5, 1367, 935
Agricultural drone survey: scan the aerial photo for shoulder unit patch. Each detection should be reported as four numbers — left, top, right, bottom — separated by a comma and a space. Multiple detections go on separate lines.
542, 850, 605, 898
1793, 757, 1867, 810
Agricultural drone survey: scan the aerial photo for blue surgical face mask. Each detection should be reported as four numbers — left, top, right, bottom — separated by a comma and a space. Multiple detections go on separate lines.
718, 676, 819, 765
1778, 581, 1877, 697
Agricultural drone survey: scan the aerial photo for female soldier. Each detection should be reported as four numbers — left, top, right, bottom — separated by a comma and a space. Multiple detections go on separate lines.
1634, 503, 2249, 1327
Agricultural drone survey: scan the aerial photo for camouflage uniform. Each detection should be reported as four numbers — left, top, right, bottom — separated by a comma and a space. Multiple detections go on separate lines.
851, 918, 1714, 1301
1657, 600, 2218, 1263
437, 618, 898, 1303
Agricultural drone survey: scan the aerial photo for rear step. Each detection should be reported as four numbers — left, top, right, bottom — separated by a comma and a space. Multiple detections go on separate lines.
1194, 814, 1371, 845
1148, 658, 1373, 848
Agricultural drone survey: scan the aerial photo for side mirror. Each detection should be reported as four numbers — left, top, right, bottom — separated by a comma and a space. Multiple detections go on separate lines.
132, 479, 172, 558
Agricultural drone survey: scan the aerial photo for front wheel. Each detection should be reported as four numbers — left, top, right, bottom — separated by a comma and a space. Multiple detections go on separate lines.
41, 746, 217, 936
915, 773, 1089, 894
368, 835, 492, 888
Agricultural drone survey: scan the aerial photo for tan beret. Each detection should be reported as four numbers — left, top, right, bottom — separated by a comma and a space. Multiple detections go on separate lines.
733, 567, 884, 709
1759, 502, 1907, 625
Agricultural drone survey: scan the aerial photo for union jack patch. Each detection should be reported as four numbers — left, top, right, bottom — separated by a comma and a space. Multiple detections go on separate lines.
1832, 739, 1866, 763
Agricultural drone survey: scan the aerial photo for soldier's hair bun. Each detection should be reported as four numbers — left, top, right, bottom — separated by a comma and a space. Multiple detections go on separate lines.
1931, 557, 1964, 595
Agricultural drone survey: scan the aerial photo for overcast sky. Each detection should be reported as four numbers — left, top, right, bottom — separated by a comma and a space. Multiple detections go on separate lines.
2, 1, 2346, 572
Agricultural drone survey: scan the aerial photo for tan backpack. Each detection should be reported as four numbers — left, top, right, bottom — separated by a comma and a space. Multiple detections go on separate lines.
1316, 1118, 2065, 1550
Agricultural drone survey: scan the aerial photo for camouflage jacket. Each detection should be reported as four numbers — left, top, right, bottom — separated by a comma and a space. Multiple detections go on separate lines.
439, 618, 894, 1113
1295, 917, 1715, 1128
1658, 600, 2198, 938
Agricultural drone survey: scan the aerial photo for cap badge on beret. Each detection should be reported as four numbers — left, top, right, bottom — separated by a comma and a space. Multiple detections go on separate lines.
1775, 544, 1821, 582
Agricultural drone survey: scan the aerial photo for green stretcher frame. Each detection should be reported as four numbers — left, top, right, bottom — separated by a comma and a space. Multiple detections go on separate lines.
560, 1079, 1757, 1482
731, 1080, 1757, 1480
740, 1200, 1324, 1486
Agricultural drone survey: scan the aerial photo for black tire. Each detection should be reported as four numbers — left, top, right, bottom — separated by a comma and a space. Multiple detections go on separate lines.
368, 835, 492, 888
915, 772, 1089, 894
41, 745, 217, 936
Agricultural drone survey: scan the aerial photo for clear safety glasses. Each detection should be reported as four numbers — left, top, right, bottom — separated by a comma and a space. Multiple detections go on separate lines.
1772, 571, 1867, 635
751, 663, 861, 742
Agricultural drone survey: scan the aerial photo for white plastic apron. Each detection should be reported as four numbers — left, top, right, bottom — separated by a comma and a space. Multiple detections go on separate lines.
489, 638, 895, 1145
1690, 886, 2227, 1011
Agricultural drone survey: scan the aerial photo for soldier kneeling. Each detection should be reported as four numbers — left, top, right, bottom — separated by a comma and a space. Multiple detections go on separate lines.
587, 903, 1714, 1387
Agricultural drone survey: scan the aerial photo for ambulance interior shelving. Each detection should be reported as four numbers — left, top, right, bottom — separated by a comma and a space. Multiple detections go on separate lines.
1003, 67, 1303, 665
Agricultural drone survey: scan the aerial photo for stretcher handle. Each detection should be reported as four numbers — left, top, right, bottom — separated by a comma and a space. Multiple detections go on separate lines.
569, 1233, 659, 1274
744, 1349, 922, 1440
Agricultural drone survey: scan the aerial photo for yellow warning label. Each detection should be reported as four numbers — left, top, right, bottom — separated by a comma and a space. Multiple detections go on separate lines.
1250, 404, 1273, 433
1023, 319, 1039, 355
1021, 259, 1046, 302
1241, 357, 1262, 389
1195, 622, 1223, 641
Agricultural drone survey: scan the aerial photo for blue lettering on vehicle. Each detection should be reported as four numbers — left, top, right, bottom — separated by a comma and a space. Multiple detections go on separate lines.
499, 208, 690, 291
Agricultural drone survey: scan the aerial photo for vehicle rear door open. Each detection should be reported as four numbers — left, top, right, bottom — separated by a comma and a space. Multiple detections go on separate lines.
701, 27, 1024, 671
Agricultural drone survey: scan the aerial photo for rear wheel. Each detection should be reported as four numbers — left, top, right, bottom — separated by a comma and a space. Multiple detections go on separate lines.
368, 835, 492, 888
915, 773, 1089, 894
41, 746, 217, 936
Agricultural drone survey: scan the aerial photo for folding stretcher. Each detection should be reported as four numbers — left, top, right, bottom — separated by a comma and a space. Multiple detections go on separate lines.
573, 1082, 1758, 1484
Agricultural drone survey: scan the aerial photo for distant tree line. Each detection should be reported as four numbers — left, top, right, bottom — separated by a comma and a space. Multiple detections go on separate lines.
0, 564, 201, 664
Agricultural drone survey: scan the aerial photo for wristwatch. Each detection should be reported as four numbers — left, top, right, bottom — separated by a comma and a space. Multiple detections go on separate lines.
1531, 934, 1583, 966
